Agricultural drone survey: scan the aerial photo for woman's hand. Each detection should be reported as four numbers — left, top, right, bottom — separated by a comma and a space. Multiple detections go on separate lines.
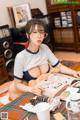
31, 86, 45, 96
37, 73, 51, 81
58, 63, 80, 79
28, 73, 52, 96
28, 73, 51, 87
72, 71, 80, 78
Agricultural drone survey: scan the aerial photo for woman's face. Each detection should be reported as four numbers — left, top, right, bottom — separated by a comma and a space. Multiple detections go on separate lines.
28, 25, 47, 46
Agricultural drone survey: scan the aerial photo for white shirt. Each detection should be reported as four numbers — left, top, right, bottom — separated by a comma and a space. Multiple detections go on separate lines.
14, 44, 59, 79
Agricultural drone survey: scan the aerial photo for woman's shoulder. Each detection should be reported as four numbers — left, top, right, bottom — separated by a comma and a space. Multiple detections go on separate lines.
15, 49, 26, 58
41, 43, 49, 49
41, 44, 50, 52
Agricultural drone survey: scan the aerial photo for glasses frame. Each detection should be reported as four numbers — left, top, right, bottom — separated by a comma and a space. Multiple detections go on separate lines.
29, 31, 48, 38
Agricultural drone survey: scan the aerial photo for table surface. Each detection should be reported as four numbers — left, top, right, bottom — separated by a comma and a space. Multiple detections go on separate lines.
0, 64, 80, 120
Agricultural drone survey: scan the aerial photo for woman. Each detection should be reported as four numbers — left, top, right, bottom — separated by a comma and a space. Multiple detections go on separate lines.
9, 19, 80, 100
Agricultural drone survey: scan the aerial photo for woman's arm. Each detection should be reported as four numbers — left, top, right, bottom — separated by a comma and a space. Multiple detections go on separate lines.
57, 63, 80, 78
14, 80, 32, 92
45, 45, 80, 78
14, 80, 44, 96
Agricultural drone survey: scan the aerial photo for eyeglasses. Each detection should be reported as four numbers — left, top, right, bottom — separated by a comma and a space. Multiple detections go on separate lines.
30, 31, 48, 38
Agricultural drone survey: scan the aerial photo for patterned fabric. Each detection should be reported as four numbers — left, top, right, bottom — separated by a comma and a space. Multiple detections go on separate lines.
0, 92, 67, 120
0, 93, 37, 120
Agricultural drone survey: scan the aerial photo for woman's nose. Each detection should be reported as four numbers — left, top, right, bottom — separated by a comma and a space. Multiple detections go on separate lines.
37, 32, 43, 37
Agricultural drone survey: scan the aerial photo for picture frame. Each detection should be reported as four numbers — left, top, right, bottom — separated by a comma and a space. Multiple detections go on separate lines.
13, 3, 32, 28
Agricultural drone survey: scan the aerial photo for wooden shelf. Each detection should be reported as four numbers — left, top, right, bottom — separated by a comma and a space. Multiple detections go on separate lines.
46, 0, 80, 52
54, 27, 73, 29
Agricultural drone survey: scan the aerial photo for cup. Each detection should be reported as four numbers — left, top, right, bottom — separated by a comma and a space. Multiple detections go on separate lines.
34, 102, 50, 120
66, 93, 80, 113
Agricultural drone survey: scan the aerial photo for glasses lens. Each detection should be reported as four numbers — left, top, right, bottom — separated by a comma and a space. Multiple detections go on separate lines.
30, 29, 48, 38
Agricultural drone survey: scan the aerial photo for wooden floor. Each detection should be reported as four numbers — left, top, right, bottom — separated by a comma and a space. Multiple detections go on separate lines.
71, 64, 80, 71
0, 81, 12, 96
54, 51, 80, 62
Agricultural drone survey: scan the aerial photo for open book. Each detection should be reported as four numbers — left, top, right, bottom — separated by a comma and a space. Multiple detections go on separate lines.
60, 80, 80, 101
38, 73, 77, 97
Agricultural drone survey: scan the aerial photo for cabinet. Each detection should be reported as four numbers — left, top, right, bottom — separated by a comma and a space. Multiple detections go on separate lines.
74, 5, 80, 52
46, 0, 80, 52
0, 55, 9, 85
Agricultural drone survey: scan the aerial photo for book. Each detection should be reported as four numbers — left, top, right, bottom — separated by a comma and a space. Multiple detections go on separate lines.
38, 73, 76, 98
60, 86, 80, 101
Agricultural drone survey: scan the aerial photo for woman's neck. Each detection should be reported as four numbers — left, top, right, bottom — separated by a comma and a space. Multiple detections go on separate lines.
28, 43, 40, 52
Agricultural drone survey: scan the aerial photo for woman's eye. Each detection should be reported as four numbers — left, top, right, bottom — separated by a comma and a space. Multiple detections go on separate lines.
33, 31, 37, 33
40, 32, 45, 34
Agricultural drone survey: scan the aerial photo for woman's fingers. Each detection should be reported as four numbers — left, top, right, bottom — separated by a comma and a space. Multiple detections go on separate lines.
77, 71, 80, 77
73, 71, 80, 78
31, 87, 42, 96
31, 85, 46, 96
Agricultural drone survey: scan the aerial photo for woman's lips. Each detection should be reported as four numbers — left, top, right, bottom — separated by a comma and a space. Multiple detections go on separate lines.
37, 40, 42, 43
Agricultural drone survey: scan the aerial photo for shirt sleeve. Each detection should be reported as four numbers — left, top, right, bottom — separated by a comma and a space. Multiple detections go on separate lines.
14, 53, 24, 80
45, 45, 59, 66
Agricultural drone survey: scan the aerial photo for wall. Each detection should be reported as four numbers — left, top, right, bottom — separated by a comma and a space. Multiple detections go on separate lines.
0, 0, 47, 27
